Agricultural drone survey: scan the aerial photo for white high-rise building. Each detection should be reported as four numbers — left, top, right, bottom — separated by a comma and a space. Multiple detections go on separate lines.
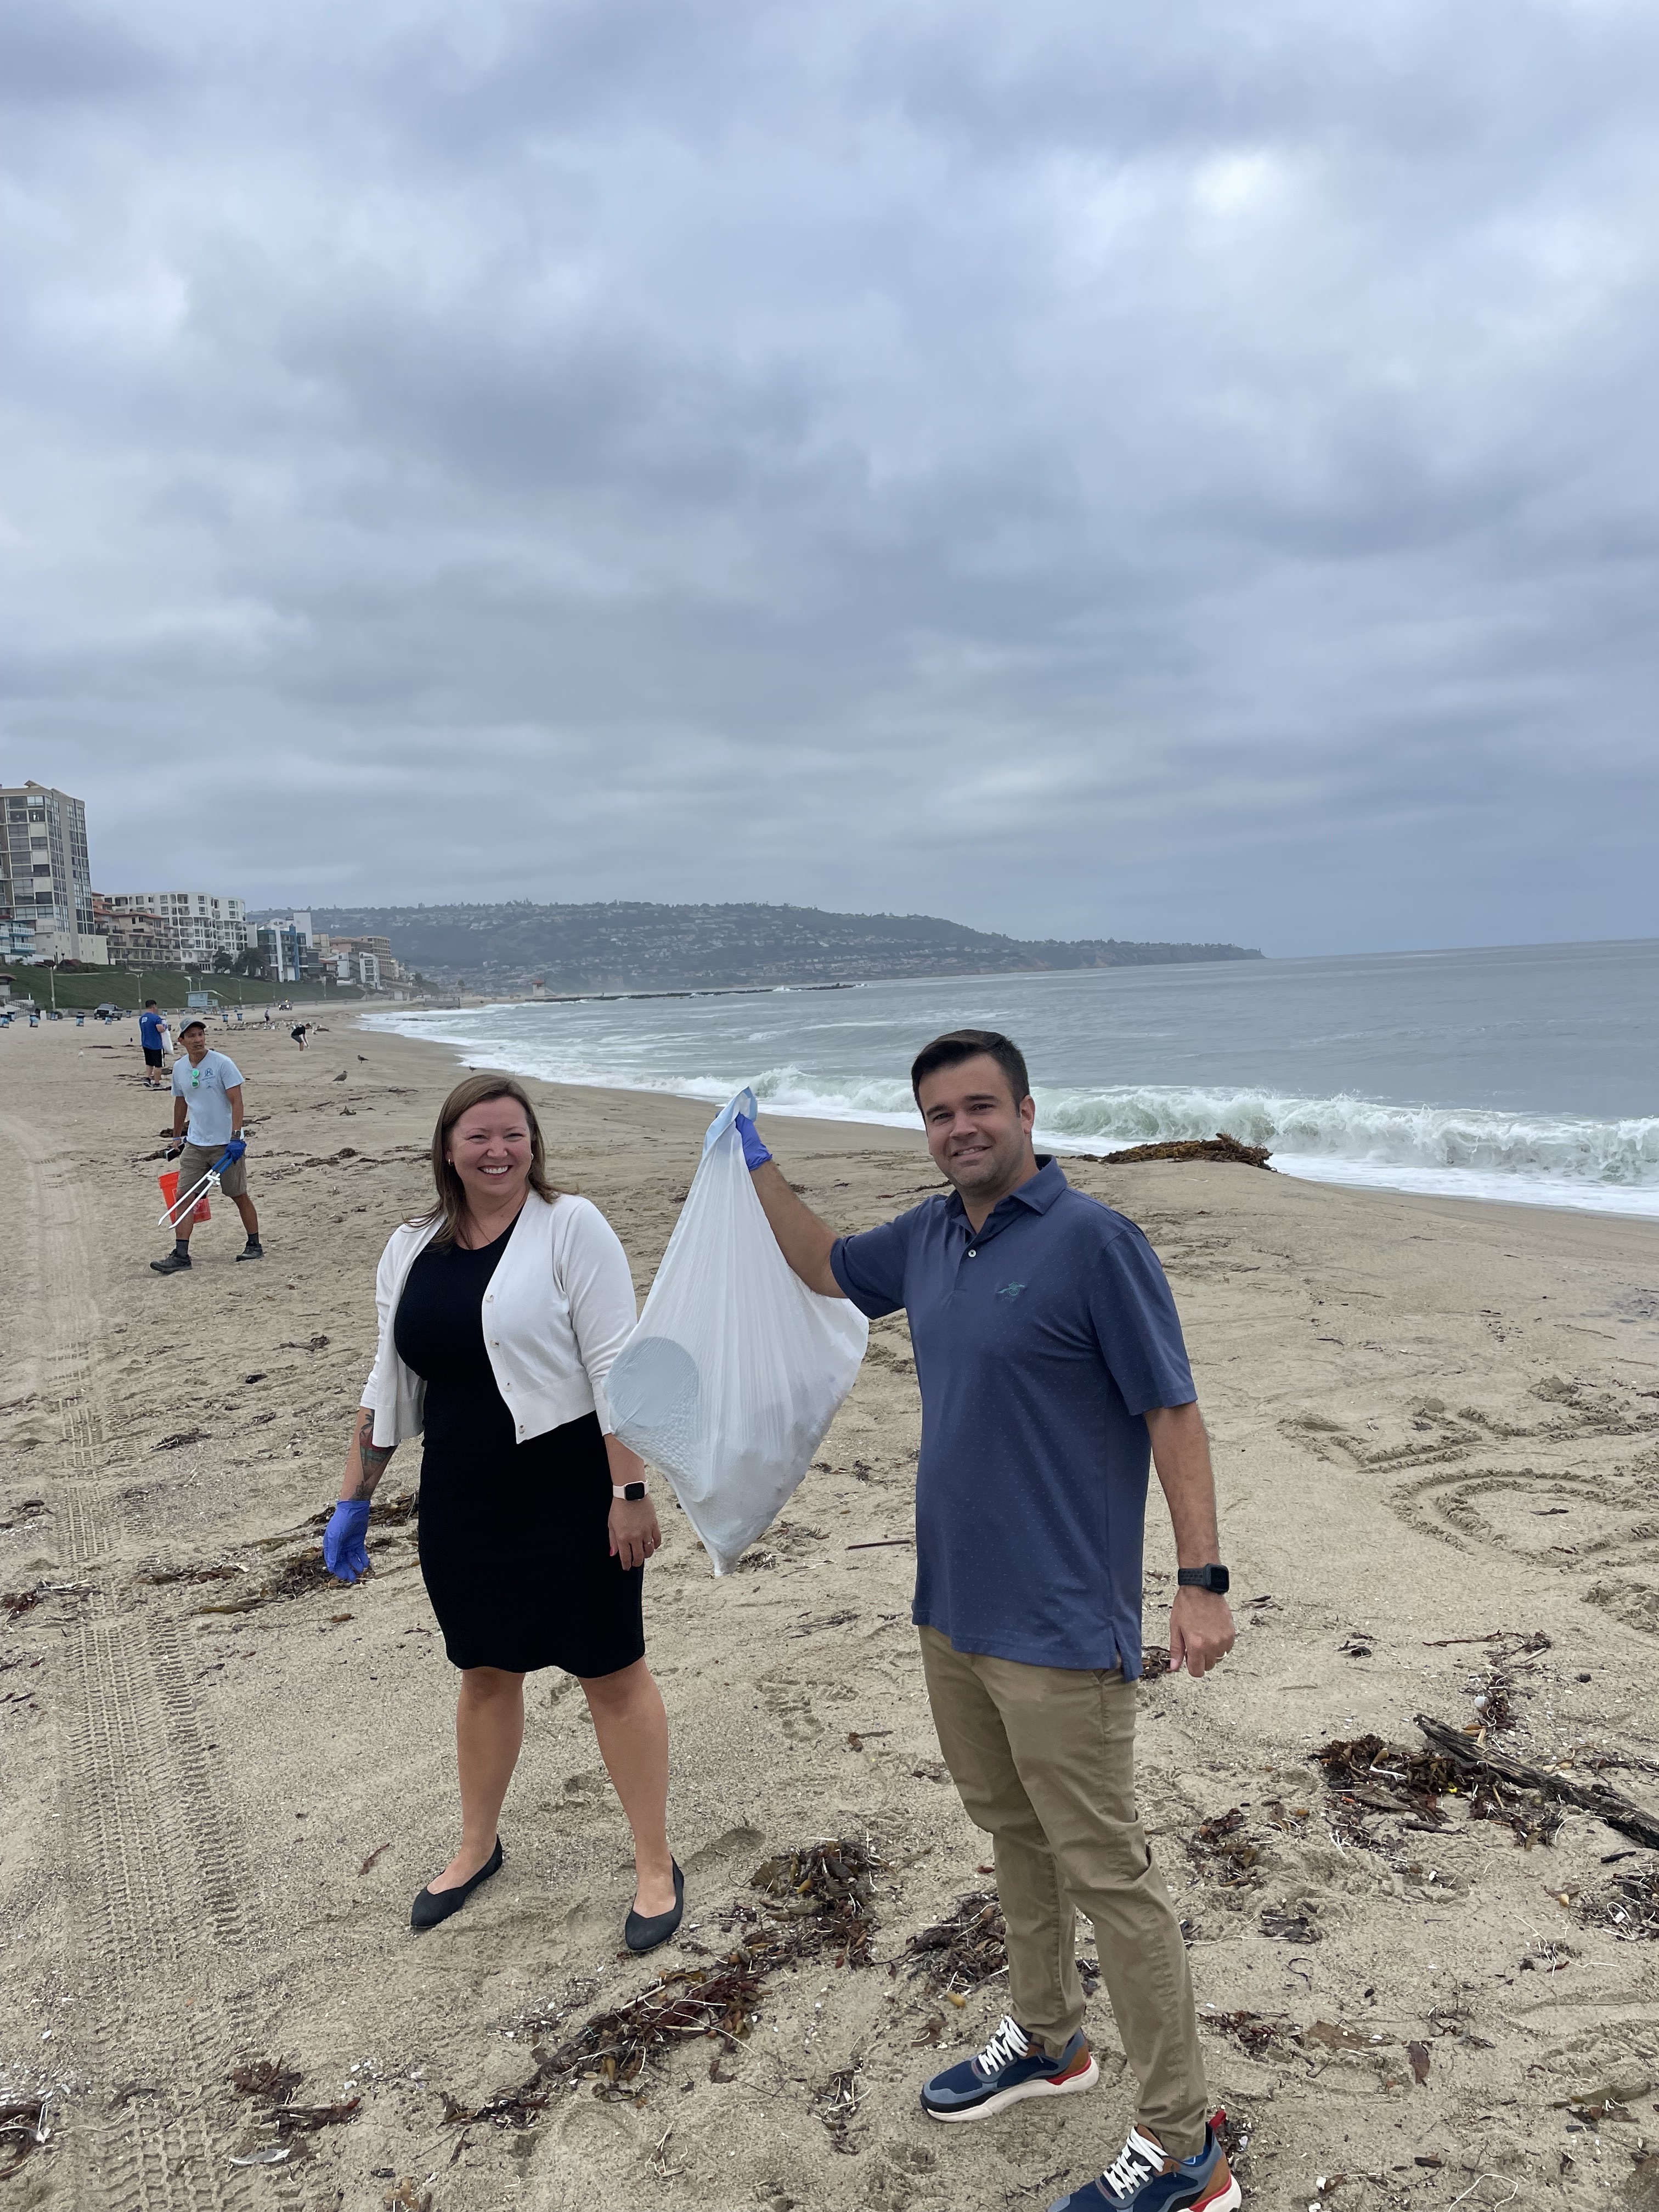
104, 890, 247, 967
1, 782, 107, 964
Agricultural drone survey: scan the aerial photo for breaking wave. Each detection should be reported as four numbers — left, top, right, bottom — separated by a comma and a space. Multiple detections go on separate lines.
360, 1006, 1659, 1220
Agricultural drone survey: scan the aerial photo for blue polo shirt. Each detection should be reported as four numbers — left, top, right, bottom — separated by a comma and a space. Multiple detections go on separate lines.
830, 1158, 1195, 1677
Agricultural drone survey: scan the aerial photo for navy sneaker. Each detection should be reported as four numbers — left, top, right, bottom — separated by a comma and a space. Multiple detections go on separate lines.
920, 2015, 1098, 2123
1047, 2114, 1240, 2212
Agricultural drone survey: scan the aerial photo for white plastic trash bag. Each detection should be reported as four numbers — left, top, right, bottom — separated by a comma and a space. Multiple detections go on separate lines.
607, 1087, 868, 1574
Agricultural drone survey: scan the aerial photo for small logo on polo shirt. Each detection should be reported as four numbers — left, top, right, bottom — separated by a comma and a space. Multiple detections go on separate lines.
997, 1280, 1026, 1300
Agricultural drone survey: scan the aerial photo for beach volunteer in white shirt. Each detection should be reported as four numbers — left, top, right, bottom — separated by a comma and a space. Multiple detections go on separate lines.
153, 1018, 262, 1267
323, 1074, 684, 1950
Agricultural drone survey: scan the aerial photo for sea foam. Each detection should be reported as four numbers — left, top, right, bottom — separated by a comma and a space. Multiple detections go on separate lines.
362, 1006, 1659, 1221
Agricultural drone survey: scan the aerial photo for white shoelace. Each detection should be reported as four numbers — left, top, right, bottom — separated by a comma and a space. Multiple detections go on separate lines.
973, 2016, 1032, 2077
1102, 2127, 1167, 2197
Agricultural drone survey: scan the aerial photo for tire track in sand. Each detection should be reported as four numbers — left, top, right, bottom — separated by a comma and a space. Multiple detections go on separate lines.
12, 1122, 266, 2212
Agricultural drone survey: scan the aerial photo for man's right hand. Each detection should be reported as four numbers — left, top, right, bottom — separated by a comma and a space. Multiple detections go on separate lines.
733, 1112, 772, 1171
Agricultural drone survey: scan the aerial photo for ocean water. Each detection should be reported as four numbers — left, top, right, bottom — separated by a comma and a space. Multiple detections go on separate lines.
362, 939, 1659, 1222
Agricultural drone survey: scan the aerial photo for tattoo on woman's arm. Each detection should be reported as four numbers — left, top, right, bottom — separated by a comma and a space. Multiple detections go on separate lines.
349, 1414, 398, 1499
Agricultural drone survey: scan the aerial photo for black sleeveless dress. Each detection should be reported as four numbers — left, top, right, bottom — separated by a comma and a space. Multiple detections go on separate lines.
394, 1220, 645, 1677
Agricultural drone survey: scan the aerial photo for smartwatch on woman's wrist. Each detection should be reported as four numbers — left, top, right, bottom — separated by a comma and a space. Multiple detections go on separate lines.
612, 1481, 648, 1502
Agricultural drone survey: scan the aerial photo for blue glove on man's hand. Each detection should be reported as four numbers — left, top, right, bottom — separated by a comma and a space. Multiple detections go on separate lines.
733, 1112, 772, 1172
323, 1498, 373, 1582
222, 1138, 247, 1164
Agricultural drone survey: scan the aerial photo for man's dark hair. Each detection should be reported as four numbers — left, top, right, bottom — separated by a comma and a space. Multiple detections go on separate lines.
144, 998, 157, 1008
910, 1029, 1031, 1107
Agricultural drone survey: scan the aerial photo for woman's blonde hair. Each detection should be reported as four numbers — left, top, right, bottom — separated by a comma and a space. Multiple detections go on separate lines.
417, 1072, 560, 1247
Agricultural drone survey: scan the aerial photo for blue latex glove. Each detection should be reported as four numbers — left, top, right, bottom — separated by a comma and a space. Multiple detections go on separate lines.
219, 1138, 247, 1166
733, 1111, 772, 1171
323, 1498, 372, 1582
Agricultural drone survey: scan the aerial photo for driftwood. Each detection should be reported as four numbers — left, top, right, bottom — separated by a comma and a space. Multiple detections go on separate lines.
1089, 1133, 1274, 1170
1415, 1715, 1659, 1851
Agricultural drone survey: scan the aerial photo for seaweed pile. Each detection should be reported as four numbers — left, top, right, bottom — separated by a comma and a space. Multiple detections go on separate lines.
905, 1889, 1009, 1993
1186, 1807, 1267, 1888
747, 1838, 883, 1968
444, 1839, 885, 2121
1095, 1134, 1273, 1169
1576, 1864, 1659, 1942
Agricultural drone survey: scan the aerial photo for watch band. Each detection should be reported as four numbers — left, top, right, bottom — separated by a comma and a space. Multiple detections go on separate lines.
1177, 1564, 1231, 1594
612, 1481, 648, 1502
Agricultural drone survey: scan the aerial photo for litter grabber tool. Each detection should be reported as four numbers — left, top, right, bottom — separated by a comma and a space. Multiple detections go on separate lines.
156, 1139, 245, 1228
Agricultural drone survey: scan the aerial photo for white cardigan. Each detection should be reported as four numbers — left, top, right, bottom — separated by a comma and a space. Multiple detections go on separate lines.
359, 1191, 637, 1449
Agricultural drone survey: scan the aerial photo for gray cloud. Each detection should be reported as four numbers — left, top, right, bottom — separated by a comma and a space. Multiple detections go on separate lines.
3, 0, 1656, 952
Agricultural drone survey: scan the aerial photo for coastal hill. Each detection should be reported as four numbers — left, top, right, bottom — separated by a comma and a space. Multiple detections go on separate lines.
307, 900, 1262, 992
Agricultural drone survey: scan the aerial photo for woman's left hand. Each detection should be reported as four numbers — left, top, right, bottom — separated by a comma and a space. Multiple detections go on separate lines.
609, 1497, 663, 1571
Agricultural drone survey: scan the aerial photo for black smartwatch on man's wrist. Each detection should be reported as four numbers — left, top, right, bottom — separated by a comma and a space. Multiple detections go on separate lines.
1177, 1564, 1231, 1594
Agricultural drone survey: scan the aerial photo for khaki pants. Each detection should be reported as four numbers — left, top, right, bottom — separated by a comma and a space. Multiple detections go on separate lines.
174, 1141, 249, 1201
919, 1625, 1208, 2154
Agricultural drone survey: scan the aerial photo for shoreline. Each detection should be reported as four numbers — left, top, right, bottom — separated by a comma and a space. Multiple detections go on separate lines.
360, 1005, 1659, 1228
4, 1012, 1658, 2207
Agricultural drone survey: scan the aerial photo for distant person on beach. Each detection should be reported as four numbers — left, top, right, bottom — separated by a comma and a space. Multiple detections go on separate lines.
151, 1019, 263, 1273
138, 999, 168, 1089
323, 1073, 683, 1951
291, 1020, 311, 1050
745, 1029, 1238, 2212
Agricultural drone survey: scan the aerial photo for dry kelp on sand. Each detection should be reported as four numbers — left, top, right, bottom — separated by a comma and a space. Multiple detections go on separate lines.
230, 2058, 302, 2100
1187, 1807, 1268, 1888
1093, 1133, 1273, 1169
229, 2056, 359, 2136
0, 2097, 52, 2181
444, 1959, 771, 2119
1576, 1864, 1659, 1941
187, 1498, 419, 1615
748, 1837, 883, 1966
445, 1842, 886, 2121
1201, 2010, 1293, 2059
905, 1889, 1009, 1991
1312, 1727, 1564, 1846
1416, 1713, 1657, 1848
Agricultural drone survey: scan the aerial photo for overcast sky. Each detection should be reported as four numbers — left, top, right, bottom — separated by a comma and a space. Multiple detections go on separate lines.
4, 0, 1656, 955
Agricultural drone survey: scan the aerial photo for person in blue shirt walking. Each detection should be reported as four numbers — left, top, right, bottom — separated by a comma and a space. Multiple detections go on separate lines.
138, 999, 169, 1089
152, 1018, 263, 1273
746, 1029, 1239, 2212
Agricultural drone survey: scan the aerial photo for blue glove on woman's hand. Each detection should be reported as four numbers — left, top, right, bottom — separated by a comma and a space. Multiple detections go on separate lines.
733, 1112, 772, 1171
323, 1498, 372, 1582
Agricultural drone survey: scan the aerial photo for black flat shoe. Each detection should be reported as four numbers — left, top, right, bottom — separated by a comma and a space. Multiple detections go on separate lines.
410, 1837, 503, 1931
624, 1860, 685, 1955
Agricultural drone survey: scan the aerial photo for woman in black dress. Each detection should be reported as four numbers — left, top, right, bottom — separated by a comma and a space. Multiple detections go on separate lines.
324, 1073, 683, 1949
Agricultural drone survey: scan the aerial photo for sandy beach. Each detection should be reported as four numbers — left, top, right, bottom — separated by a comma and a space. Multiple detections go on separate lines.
3, 1011, 1657, 2212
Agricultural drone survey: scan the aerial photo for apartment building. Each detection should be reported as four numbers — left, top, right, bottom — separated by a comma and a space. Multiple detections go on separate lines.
315, 931, 400, 983
105, 889, 248, 967
92, 892, 180, 969
1, 782, 108, 963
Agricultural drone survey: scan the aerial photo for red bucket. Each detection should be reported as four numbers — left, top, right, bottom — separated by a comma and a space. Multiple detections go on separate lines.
159, 1169, 211, 1223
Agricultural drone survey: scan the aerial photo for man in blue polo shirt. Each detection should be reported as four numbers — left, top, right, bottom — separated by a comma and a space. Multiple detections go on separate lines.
743, 1029, 1238, 2212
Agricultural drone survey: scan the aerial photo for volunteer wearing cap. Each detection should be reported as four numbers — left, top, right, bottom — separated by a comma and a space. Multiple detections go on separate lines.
743, 1029, 1238, 2212
323, 1072, 684, 1950
151, 1019, 262, 1273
